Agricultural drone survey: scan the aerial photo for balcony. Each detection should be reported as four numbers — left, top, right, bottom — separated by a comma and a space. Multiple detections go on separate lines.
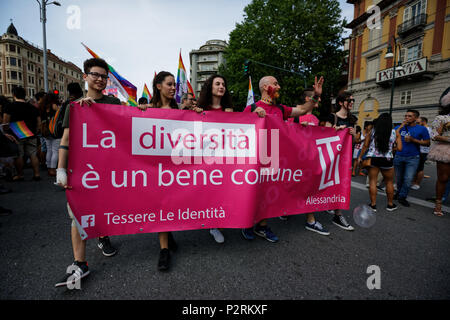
397, 13, 427, 36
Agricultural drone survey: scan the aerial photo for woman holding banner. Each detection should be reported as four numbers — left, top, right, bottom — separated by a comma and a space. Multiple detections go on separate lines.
197, 74, 233, 243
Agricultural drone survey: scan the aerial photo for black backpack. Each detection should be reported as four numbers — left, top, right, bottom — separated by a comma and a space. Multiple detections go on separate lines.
50, 100, 69, 139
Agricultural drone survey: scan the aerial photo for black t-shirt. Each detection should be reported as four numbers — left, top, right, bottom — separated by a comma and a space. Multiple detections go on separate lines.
326, 113, 357, 128
4, 101, 40, 134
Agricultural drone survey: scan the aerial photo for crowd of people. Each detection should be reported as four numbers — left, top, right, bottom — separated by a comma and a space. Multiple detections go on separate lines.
0, 57, 449, 288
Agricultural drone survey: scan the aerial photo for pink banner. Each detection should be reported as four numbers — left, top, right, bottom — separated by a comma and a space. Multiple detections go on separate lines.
66, 103, 352, 240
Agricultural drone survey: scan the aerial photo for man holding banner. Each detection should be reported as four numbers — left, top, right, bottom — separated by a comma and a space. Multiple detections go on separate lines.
55, 58, 122, 288
242, 75, 324, 242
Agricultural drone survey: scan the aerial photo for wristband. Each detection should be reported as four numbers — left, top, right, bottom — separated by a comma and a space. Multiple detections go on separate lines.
311, 95, 320, 103
59, 145, 69, 150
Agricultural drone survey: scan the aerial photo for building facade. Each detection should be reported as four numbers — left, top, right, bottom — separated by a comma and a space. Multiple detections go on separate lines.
189, 40, 227, 97
346, 0, 450, 126
0, 22, 84, 101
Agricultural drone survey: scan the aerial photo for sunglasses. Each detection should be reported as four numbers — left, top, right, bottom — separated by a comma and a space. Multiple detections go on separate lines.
347, 99, 355, 103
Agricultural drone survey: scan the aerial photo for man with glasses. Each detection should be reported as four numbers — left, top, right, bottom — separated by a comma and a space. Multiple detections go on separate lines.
179, 92, 195, 110
325, 92, 358, 231
394, 110, 430, 207
55, 58, 121, 288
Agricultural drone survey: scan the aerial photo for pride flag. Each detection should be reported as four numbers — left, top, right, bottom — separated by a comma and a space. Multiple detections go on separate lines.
81, 43, 138, 106
175, 51, 189, 103
247, 76, 255, 106
142, 83, 152, 102
9, 121, 34, 139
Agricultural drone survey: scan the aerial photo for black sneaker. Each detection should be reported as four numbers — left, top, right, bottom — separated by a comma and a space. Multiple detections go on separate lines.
55, 261, 90, 288
398, 198, 410, 207
97, 236, 117, 257
368, 203, 377, 212
386, 203, 398, 212
332, 214, 355, 231
158, 248, 171, 271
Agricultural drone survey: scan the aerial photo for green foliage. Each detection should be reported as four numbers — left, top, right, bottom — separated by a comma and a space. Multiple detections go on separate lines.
220, 0, 346, 113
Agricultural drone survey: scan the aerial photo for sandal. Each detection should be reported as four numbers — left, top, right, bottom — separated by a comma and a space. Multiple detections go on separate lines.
433, 200, 444, 217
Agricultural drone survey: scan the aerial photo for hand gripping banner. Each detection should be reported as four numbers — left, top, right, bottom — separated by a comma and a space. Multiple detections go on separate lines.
66, 103, 352, 239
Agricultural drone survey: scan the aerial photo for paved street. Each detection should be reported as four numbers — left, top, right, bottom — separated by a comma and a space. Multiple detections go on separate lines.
1, 163, 449, 300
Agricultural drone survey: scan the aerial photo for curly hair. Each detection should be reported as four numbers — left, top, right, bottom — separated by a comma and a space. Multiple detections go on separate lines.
197, 75, 233, 111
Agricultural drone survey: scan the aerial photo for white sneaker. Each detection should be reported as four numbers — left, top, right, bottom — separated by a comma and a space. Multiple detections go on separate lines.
410, 184, 420, 190
209, 228, 224, 243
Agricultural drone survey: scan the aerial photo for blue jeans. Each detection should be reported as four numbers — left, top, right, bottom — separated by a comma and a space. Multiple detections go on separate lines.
394, 155, 420, 199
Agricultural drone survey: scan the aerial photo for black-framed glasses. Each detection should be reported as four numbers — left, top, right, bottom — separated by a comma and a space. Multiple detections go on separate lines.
88, 72, 109, 80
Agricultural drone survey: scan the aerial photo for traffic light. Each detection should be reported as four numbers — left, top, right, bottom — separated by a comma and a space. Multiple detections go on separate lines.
53, 89, 59, 95
244, 59, 251, 76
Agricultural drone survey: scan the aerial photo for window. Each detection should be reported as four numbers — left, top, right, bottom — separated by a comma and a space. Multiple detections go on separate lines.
366, 56, 379, 80
400, 91, 412, 105
404, 0, 427, 22
368, 25, 382, 49
9, 57, 16, 66
9, 44, 16, 52
11, 71, 17, 80
400, 41, 422, 62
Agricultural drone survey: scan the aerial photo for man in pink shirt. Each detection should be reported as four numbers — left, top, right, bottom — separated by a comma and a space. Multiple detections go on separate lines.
242, 76, 324, 242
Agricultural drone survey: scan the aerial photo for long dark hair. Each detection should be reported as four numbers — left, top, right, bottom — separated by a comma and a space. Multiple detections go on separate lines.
150, 71, 178, 109
373, 113, 393, 154
38, 93, 59, 116
197, 75, 233, 110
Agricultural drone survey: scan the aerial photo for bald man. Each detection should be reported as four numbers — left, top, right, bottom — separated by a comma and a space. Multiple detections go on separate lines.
241, 75, 324, 243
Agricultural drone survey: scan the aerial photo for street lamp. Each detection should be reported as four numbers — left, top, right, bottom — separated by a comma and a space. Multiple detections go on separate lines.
385, 36, 404, 116
36, 0, 61, 93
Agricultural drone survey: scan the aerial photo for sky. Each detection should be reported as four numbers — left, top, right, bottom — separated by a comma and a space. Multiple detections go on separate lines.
1, 0, 354, 98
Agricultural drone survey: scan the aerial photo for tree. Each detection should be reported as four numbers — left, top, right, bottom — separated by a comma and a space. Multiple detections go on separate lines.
220, 0, 347, 115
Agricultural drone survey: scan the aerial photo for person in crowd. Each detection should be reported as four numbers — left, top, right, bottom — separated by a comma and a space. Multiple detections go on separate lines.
242, 75, 324, 242
38, 93, 61, 177
393, 110, 430, 207
352, 126, 362, 176
287, 88, 329, 236
358, 113, 404, 212
197, 74, 233, 243
138, 97, 149, 105
427, 88, 450, 216
55, 58, 121, 288
34, 92, 47, 166
325, 92, 357, 231
2, 86, 41, 181
179, 92, 195, 110
411, 117, 432, 190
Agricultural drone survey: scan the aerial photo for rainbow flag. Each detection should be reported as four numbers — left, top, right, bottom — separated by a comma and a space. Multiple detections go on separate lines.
81, 43, 138, 106
142, 83, 152, 101
187, 80, 195, 98
247, 76, 255, 106
175, 51, 189, 103
9, 121, 34, 139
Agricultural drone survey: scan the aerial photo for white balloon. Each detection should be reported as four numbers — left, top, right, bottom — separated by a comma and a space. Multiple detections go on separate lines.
353, 204, 376, 228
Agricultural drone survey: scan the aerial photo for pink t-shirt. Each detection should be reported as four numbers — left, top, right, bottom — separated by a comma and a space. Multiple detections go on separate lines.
244, 100, 293, 121
288, 114, 319, 126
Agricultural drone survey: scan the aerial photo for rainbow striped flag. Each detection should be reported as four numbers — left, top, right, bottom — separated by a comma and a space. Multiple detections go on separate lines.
142, 83, 152, 101
9, 121, 34, 139
247, 76, 255, 106
81, 43, 138, 106
175, 51, 189, 103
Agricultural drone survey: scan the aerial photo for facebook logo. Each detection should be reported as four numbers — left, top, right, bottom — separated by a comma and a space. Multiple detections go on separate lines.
81, 215, 95, 228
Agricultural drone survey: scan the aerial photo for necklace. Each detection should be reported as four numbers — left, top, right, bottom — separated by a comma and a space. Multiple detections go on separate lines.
261, 97, 273, 105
